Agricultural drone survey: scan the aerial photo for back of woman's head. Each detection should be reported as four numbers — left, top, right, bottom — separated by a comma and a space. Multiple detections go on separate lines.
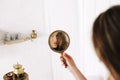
92, 5, 120, 79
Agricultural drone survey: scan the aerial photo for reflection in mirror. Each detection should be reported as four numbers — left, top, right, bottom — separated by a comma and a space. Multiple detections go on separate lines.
48, 30, 70, 53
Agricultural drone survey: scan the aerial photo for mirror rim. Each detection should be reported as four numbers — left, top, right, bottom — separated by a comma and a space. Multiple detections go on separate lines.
48, 30, 70, 53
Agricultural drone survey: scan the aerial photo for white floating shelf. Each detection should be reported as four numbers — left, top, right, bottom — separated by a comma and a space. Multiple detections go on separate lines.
4, 37, 31, 45
0, 30, 37, 45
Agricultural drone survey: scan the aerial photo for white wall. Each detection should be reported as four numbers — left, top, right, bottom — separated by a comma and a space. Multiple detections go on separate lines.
0, 0, 120, 80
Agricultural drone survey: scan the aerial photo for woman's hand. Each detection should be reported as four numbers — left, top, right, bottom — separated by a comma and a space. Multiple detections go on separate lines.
60, 53, 87, 80
60, 53, 78, 72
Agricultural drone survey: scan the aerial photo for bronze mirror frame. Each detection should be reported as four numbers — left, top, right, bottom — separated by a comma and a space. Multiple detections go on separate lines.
48, 30, 70, 53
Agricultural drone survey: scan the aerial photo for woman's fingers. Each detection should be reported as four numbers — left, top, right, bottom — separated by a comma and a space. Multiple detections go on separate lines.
62, 53, 77, 69
63, 53, 72, 61
60, 55, 67, 68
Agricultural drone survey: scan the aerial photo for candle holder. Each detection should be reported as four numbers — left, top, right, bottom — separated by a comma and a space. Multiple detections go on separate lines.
3, 63, 29, 80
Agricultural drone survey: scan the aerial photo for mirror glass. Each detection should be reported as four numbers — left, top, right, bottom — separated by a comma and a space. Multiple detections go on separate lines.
48, 30, 70, 53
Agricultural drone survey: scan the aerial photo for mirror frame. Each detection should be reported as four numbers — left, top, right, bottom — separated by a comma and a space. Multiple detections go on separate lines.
48, 30, 70, 53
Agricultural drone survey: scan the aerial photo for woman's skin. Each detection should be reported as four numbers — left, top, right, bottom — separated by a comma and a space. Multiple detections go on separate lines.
61, 53, 87, 80
50, 32, 58, 48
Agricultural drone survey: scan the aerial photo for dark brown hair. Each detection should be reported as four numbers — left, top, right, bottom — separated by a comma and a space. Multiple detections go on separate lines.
56, 31, 68, 51
92, 5, 120, 79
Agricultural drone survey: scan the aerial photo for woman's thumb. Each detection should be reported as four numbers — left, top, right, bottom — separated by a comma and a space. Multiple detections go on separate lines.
63, 53, 71, 61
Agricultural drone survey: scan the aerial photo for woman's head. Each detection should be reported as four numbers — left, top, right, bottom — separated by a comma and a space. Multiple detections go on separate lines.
92, 5, 120, 79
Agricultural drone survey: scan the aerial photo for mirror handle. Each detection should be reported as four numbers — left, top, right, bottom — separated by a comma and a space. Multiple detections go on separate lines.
61, 54, 68, 68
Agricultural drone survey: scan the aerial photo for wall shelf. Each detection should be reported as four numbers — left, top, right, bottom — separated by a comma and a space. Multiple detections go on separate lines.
4, 37, 31, 45
0, 30, 37, 45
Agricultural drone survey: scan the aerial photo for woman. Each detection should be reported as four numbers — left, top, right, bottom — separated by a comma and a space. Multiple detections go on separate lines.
61, 5, 120, 80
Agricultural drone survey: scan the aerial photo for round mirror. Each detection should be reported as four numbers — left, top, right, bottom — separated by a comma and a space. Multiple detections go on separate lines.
48, 30, 70, 53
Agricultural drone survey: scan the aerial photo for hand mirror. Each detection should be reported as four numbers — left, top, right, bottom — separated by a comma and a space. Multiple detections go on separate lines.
48, 30, 70, 67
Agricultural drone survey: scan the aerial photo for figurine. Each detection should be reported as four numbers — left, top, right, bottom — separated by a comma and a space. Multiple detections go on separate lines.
31, 30, 37, 39
3, 63, 29, 80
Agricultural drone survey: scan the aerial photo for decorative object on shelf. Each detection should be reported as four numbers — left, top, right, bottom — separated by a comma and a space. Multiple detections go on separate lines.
3, 63, 29, 80
0, 30, 37, 45
13, 63, 24, 75
31, 30, 37, 39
